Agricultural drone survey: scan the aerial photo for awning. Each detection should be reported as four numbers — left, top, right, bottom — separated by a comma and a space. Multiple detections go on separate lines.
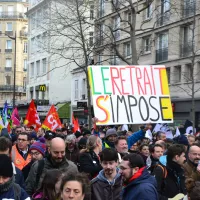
57, 102, 71, 119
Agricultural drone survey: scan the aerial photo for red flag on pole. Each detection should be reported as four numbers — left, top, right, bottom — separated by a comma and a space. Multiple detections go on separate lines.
24, 100, 41, 130
42, 105, 62, 131
72, 113, 80, 133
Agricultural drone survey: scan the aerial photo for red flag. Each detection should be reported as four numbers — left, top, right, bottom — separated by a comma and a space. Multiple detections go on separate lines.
72, 113, 80, 133
11, 108, 20, 126
42, 105, 62, 131
24, 100, 41, 130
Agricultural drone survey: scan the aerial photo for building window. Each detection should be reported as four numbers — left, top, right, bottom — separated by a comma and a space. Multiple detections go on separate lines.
7, 6, 14, 16
6, 40, 12, 49
24, 59, 27, 71
99, 0, 104, 18
5, 75, 11, 85
30, 62, 34, 77
162, 0, 170, 13
156, 32, 168, 62
89, 32, 93, 46
174, 65, 181, 83
113, 16, 120, 41
36, 90, 39, 100
24, 42, 28, 53
143, 37, 151, 53
6, 58, 12, 68
185, 64, 192, 80
166, 67, 170, 84
90, 5, 94, 20
23, 77, 26, 89
82, 78, 86, 99
145, 3, 152, 20
6, 22, 12, 31
124, 42, 131, 57
30, 91, 33, 99
42, 58, 47, 73
97, 52, 103, 64
36, 60, 40, 75
97, 24, 104, 45
75, 80, 79, 100
183, 0, 196, 18
127, 12, 131, 23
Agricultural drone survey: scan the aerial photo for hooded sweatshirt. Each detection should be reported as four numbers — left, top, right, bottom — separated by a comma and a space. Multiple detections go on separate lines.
122, 167, 158, 200
91, 168, 122, 200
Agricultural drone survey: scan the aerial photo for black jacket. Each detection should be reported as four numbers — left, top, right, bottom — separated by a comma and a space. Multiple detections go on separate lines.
91, 169, 122, 200
79, 150, 102, 179
153, 160, 186, 200
148, 155, 160, 173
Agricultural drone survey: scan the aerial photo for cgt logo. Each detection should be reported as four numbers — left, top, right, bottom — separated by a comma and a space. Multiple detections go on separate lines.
39, 85, 46, 92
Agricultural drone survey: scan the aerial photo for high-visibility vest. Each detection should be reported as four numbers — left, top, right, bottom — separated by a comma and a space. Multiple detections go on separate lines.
11, 145, 31, 170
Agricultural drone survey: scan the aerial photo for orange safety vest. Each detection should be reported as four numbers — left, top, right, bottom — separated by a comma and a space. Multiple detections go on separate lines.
11, 145, 31, 170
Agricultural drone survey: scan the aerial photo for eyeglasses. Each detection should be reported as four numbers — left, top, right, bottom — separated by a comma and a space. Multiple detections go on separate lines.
30, 152, 41, 156
17, 138, 27, 142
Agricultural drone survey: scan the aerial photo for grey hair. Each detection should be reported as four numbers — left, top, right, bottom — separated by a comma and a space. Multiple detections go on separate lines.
86, 135, 101, 151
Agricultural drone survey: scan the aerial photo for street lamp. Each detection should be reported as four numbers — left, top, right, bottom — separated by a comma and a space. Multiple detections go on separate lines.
4, 31, 17, 108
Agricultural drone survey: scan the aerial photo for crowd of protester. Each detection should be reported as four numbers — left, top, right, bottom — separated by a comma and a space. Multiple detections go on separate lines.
0, 121, 200, 200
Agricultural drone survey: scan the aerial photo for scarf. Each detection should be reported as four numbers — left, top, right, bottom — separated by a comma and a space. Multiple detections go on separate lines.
0, 175, 14, 193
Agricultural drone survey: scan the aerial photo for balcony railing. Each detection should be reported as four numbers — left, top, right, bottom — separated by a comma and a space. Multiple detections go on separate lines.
0, 12, 27, 19
5, 31, 13, 36
5, 67, 12, 72
0, 85, 26, 93
156, 47, 168, 63
156, 12, 170, 27
182, 1, 196, 18
5, 49, 12, 53
180, 42, 194, 57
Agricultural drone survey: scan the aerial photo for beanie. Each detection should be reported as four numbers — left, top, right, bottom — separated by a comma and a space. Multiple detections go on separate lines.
0, 154, 13, 177
82, 129, 91, 136
174, 135, 189, 146
30, 141, 46, 156
106, 128, 117, 139
30, 132, 38, 140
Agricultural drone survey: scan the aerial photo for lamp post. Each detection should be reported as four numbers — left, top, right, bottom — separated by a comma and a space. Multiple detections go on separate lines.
5, 31, 17, 108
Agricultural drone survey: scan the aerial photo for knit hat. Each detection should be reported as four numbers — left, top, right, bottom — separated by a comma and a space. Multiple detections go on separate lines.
0, 155, 13, 177
30, 141, 46, 156
174, 135, 189, 146
82, 129, 91, 137
106, 128, 117, 139
30, 132, 38, 140
78, 137, 87, 149
75, 131, 82, 138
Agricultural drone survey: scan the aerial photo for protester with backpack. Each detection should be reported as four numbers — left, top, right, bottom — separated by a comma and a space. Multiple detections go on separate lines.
153, 144, 187, 200
25, 137, 78, 196
0, 154, 30, 200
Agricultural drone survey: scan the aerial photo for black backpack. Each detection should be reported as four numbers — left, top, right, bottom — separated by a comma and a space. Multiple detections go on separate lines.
35, 159, 45, 189
13, 183, 21, 200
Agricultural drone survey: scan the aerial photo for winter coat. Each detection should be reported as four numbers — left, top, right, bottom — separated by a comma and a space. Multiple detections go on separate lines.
12, 163, 26, 189
91, 169, 122, 200
65, 145, 80, 165
25, 155, 78, 196
79, 150, 102, 179
152, 160, 186, 200
183, 159, 200, 181
127, 130, 146, 149
148, 155, 160, 174
122, 167, 158, 200
0, 183, 30, 200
